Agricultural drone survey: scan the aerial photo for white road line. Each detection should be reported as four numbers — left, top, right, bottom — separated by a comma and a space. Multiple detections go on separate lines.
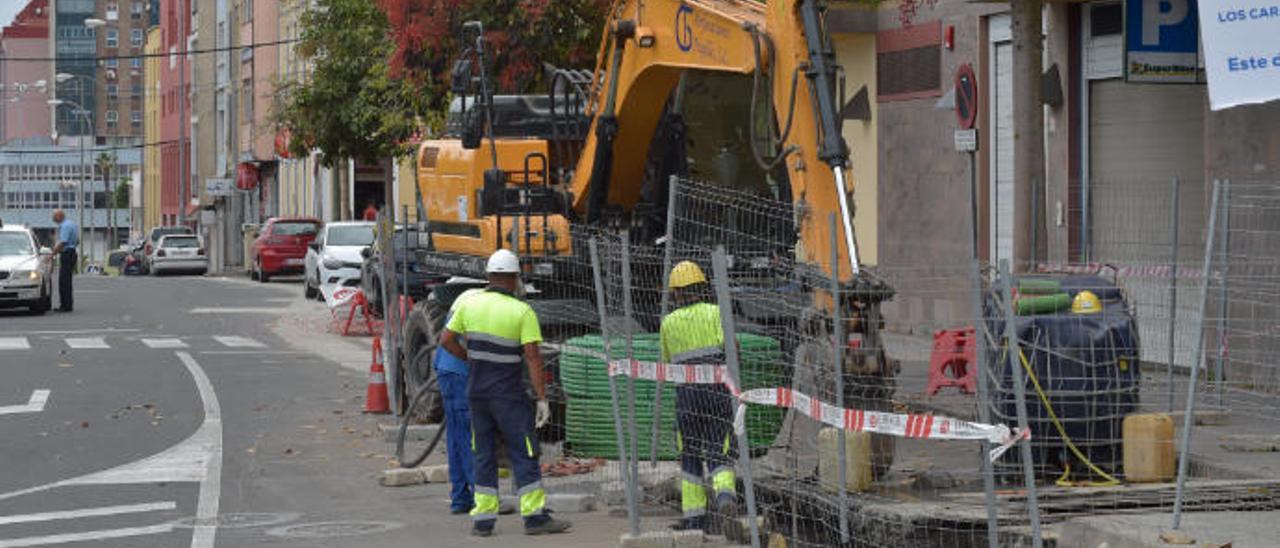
0, 337, 30, 350
141, 338, 187, 349
64, 337, 109, 349
0, 501, 176, 525
0, 390, 50, 416
176, 351, 222, 548
188, 307, 287, 314
212, 336, 266, 348
0, 524, 173, 547
1, 328, 139, 336
0, 353, 222, 548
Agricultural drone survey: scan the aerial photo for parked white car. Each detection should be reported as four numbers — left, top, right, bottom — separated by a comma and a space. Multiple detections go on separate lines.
304, 221, 375, 299
0, 222, 54, 314
148, 234, 208, 276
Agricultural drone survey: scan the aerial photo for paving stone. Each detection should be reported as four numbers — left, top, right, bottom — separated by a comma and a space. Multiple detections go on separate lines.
419, 464, 450, 483
380, 467, 425, 487
619, 531, 676, 548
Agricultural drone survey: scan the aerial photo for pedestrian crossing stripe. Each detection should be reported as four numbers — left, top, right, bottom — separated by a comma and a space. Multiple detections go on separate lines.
65, 337, 109, 349
140, 338, 188, 349
212, 336, 266, 348
0, 337, 30, 350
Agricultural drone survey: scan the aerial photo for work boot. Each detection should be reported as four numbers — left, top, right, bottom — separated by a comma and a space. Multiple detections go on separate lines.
470, 523, 495, 537
670, 516, 704, 532
524, 513, 572, 535
707, 493, 739, 537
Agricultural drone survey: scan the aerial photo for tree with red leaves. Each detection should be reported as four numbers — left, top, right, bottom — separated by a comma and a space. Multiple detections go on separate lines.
379, 0, 611, 127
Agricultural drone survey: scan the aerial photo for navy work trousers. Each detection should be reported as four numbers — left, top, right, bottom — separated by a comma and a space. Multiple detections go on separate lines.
438, 370, 474, 512
470, 395, 545, 527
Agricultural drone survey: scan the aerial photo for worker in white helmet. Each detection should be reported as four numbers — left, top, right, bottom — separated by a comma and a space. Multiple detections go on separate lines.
440, 249, 571, 537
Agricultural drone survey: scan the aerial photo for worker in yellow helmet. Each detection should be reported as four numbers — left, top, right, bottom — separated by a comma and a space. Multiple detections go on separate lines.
662, 260, 739, 535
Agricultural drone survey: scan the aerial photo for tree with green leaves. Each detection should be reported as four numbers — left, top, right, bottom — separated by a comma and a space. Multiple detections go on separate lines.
275, 0, 426, 219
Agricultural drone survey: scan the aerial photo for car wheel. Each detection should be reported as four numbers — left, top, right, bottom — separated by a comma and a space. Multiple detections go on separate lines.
304, 278, 318, 299
34, 285, 52, 313
257, 260, 270, 283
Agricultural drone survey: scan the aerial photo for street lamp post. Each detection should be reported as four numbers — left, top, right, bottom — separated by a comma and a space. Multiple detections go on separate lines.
48, 97, 92, 266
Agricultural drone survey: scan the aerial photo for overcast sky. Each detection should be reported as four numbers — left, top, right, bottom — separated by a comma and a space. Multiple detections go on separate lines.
1, 3, 25, 32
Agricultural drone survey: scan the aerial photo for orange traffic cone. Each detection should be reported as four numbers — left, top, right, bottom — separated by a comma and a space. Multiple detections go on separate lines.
365, 338, 391, 414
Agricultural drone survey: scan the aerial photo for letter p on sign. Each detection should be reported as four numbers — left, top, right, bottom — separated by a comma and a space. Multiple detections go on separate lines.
1144, 0, 1190, 45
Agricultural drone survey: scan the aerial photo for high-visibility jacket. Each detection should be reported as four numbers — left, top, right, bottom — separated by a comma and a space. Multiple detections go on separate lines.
444, 288, 542, 399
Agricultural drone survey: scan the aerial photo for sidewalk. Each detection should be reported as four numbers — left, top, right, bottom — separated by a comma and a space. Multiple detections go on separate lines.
267, 287, 741, 547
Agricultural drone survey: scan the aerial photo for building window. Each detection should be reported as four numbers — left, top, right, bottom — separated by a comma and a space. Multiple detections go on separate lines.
242, 0, 253, 23
131, 57, 142, 69
876, 21, 943, 102
107, 84, 119, 100
131, 1, 144, 19
106, 57, 118, 68
131, 29, 143, 47
106, 28, 119, 48
132, 83, 142, 98
132, 111, 142, 127
106, 2, 119, 20
107, 110, 119, 123
241, 80, 253, 120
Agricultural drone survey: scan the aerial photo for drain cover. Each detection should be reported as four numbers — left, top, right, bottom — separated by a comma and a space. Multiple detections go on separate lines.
265, 521, 404, 539
172, 512, 301, 529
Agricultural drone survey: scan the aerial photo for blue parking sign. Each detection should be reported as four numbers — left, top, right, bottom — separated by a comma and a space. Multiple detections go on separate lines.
1126, 0, 1202, 83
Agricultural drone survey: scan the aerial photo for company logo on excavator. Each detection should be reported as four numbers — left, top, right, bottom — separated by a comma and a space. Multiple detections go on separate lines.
675, 4, 694, 52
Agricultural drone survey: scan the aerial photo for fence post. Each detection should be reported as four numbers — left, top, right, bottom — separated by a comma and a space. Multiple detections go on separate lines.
1173, 179, 1223, 530
1000, 259, 1043, 548
1167, 177, 1181, 412
712, 246, 761, 548
1215, 179, 1230, 406
829, 214, 849, 543
969, 259, 999, 548
589, 238, 640, 536
621, 233, 640, 520
652, 174, 679, 466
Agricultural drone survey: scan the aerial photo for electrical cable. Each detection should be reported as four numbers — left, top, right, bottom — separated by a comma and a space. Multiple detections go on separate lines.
1008, 345, 1122, 487
0, 37, 302, 63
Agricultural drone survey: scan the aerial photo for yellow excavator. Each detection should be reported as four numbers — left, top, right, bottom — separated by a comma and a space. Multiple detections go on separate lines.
400, 0, 895, 442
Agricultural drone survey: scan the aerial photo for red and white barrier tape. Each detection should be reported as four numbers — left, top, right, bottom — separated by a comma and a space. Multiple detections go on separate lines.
604, 359, 1029, 462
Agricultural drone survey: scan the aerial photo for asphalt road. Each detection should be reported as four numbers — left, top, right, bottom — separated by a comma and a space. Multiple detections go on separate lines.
0, 273, 634, 548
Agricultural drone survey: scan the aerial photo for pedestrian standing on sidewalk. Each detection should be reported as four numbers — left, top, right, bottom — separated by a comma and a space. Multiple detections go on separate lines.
440, 249, 571, 537
435, 287, 483, 515
51, 209, 79, 312
662, 261, 740, 535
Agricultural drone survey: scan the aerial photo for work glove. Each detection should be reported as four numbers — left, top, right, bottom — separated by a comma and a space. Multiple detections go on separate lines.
535, 400, 551, 429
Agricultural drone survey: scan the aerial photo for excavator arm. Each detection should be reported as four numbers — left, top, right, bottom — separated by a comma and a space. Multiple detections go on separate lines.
570, 0, 862, 281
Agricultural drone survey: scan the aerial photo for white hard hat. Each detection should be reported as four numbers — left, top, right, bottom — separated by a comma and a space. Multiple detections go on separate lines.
486, 249, 520, 274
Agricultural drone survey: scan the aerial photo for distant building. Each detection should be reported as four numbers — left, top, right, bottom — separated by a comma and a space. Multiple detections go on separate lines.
0, 0, 52, 145
0, 138, 139, 261
50, 0, 149, 143
142, 24, 161, 233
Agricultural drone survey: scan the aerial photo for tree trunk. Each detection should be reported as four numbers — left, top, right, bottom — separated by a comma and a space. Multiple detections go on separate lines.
338, 157, 351, 220
1011, 0, 1045, 271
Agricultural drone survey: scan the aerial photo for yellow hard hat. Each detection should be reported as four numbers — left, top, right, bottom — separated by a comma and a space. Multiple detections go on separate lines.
1072, 290, 1102, 314
669, 261, 707, 289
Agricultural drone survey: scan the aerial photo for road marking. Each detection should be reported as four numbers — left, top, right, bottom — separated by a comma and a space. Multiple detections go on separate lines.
0, 524, 173, 547
141, 338, 187, 349
189, 307, 287, 314
176, 351, 222, 548
199, 350, 306, 355
0, 353, 222, 548
0, 390, 50, 416
212, 336, 266, 348
0, 501, 176, 525
65, 337, 109, 349
1, 328, 139, 336
0, 337, 30, 350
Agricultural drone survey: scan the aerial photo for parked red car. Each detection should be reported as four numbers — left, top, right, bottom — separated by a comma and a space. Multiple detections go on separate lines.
251, 217, 321, 282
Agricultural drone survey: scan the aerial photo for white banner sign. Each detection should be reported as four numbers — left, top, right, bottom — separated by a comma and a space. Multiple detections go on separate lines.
1198, 1, 1280, 110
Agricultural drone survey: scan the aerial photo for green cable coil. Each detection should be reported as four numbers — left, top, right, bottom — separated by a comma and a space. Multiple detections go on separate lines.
559, 333, 785, 460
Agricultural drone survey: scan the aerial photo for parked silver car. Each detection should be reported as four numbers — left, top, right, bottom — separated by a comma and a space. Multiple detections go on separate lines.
0, 222, 54, 314
148, 234, 208, 276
